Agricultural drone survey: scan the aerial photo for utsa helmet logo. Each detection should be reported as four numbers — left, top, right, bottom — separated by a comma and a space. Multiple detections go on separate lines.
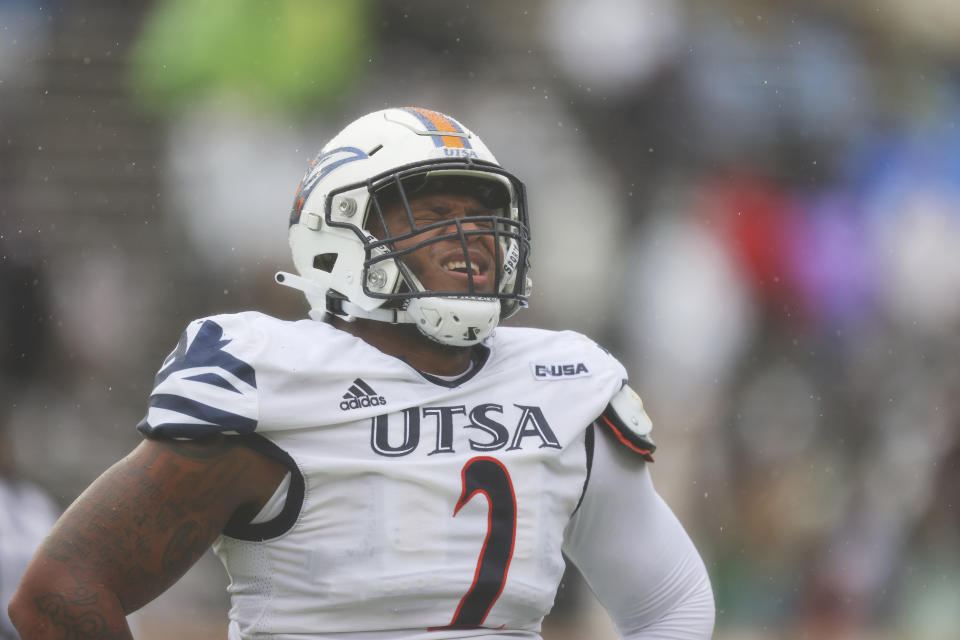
435, 147, 480, 159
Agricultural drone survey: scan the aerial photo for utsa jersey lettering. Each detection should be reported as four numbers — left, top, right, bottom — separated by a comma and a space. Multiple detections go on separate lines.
139, 312, 630, 640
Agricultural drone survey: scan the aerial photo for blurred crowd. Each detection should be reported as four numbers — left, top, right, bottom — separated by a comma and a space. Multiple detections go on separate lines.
2, 1, 959, 639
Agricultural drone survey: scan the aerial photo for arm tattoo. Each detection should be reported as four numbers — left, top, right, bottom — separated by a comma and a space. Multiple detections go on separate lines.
32, 436, 257, 629
31, 566, 130, 639
34, 594, 120, 640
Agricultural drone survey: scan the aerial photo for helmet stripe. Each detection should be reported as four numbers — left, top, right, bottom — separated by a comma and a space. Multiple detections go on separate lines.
402, 107, 473, 150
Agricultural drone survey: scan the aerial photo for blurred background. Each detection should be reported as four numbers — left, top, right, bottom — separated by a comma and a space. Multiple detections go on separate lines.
2, 0, 959, 638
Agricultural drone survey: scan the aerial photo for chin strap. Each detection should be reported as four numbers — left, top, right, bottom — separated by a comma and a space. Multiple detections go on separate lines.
275, 270, 498, 346
340, 299, 413, 323
275, 271, 412, 322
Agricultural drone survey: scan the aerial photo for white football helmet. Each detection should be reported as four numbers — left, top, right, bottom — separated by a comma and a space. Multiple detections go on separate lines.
276, 107, 532, 346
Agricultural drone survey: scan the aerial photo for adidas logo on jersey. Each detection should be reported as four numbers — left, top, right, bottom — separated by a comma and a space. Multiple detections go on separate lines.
340, 378, 387, 411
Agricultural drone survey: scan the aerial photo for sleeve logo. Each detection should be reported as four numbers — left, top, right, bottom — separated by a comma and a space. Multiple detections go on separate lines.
530, 361, 591, 380
143, 319, 258, 435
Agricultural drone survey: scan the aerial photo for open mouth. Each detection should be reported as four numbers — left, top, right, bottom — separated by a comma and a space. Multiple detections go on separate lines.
441, 250, 491, 287
443, 259, 481, 276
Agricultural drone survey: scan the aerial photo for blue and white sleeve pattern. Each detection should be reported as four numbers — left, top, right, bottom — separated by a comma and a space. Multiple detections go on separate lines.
137, 316, 260, 439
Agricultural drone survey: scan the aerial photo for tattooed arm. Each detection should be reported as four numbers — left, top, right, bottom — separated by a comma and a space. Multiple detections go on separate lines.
7, 435, 288, 639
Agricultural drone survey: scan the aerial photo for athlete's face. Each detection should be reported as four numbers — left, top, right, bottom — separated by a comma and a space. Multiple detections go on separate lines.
372, 192, 500, 294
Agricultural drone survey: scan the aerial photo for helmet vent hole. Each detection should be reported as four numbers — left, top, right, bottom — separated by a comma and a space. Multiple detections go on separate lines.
313, 253, 338, 273
368, 144, 383, 156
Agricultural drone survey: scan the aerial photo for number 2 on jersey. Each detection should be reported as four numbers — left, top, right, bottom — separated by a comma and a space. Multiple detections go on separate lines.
436, 456, 517, 630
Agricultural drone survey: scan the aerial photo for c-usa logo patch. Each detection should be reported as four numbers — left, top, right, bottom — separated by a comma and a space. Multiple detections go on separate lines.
530, 361, 591, 380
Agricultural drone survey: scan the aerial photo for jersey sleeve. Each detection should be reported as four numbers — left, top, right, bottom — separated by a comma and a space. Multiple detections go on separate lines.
563, 426, 715, 638
137, 314, 263, 439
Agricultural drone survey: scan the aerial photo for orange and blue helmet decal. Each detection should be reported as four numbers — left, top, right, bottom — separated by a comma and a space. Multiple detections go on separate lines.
402, 107, 473, 150
289, 146, 369, 225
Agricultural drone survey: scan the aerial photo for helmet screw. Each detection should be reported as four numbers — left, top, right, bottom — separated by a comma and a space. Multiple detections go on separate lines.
367, 268, 387, 290
338, 197, 357, 217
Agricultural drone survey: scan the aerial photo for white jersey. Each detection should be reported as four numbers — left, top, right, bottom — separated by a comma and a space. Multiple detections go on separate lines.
138, 312, 628, 639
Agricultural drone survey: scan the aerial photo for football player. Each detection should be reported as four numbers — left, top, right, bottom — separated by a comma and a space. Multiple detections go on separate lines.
9, 107, 715, 639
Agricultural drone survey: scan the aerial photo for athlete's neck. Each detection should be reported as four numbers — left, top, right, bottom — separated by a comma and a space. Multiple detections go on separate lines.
326, 315, 476, 377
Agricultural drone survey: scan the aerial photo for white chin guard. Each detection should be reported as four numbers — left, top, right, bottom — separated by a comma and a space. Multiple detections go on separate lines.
406, 297, 500, 347
274, 271, 500, 347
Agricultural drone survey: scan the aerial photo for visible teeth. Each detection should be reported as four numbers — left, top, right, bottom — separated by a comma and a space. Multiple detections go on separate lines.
444, 260, 480, 275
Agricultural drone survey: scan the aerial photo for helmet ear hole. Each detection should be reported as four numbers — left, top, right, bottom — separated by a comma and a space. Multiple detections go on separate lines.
313, 253, 338, 273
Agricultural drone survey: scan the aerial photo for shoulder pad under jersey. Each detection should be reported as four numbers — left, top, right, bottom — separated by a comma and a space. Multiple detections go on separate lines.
597, 383, 656, 461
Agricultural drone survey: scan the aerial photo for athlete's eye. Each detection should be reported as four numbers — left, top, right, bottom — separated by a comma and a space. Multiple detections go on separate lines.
411, 208, 449, 227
